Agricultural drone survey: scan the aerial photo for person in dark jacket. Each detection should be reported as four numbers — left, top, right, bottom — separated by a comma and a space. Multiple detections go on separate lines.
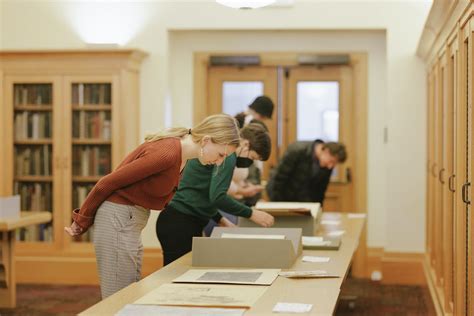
266, 140, 347, 205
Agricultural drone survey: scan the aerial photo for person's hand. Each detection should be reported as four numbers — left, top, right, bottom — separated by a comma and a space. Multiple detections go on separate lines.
64, 221, 83, 236
250, 209, 274, 227
218, 217, 237, 228
239, 184, 264, 197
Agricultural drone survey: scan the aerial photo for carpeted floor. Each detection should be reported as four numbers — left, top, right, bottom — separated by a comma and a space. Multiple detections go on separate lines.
0, 278, 435, 315
336, 278, 436, 315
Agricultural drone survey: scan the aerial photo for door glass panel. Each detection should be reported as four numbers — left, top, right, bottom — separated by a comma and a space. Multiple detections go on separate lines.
296, 81, 339, 142
222, 81, 263, 116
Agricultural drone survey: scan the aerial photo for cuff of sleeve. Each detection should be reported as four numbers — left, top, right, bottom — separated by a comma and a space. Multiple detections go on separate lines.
72, 208, 94, 231
243, 207, 252, 218
212, 212, 223, 223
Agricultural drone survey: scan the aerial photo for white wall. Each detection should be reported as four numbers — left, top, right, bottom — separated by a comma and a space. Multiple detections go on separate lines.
0, 1, 3, 50
1, 0, 431, 252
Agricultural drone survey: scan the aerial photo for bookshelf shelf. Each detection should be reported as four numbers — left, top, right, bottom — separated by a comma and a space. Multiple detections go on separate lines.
72, 139, 112, 145
15, 176, 53, 182
1, 49, 147, 284
14, 139, 53, 144
14, 105, 53, 111
73, 176, 102, 183
72, 105, 112, 111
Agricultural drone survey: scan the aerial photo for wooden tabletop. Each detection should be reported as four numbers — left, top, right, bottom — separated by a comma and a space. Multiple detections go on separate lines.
0, 211, 52, 231
81, 213, 365, 316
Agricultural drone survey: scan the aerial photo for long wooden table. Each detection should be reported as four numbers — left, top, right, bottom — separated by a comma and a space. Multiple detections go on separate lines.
0, 211, 52, 308
81, 213, 365, 315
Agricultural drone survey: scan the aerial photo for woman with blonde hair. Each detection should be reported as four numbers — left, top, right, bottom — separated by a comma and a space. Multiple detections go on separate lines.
64, 114, 240, 298
157, 123, 274, 266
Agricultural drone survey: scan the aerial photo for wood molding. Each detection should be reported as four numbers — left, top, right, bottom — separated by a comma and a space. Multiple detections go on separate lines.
366, 248, 427, 286
423, 255, 446, 316
15, 248, 163, 285
417, 0, 471, 64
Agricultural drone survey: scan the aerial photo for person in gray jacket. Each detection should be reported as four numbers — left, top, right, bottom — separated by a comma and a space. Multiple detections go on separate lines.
266, 140, 347, 205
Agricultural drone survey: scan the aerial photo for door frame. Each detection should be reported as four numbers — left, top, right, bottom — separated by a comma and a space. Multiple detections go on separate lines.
194, 52, 368, 277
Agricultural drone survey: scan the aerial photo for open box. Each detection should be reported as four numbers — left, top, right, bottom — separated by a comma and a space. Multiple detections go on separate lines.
192, 227, 302, 269
238, 202, 322, 236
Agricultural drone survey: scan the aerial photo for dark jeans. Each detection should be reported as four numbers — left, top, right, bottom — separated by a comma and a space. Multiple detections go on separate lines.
156, 205, 208, 266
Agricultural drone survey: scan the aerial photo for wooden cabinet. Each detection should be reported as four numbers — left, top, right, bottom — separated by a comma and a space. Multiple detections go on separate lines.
0, 50, 147, 283
424, 3, 473, 315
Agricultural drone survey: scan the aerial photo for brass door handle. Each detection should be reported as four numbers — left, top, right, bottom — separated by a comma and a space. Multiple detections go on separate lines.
439, 168, 445, 184
462, 182, 471, 205
448, 174, 456, 192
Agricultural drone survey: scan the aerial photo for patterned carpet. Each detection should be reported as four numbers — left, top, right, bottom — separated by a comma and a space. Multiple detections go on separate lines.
0, 278, 435, 315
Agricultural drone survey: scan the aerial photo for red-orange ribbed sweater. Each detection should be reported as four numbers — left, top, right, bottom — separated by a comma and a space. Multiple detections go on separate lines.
72, 138, 181, 230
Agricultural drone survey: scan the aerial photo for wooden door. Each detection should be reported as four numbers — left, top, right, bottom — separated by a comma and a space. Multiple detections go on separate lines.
286, 66, 354, 212
207, 66, 278, 179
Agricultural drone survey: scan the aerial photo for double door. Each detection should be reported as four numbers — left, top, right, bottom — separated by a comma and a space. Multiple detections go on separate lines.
207, 63, 355, 212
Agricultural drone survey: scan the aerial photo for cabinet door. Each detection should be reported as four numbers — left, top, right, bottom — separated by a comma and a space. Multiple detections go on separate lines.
427, 71, 435, 267
4, 76, 62, 251
444, 32, 458, 314
63, 76, 117, 246
455, 18, 472, 316
465, 16, 474, 316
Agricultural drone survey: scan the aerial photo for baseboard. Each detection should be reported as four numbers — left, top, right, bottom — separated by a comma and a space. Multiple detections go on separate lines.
366, 248, 426, 285
422, 255, 444, 316
16, 248, 163, 285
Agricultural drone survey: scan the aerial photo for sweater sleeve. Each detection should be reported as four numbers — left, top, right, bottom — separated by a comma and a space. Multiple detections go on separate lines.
208, 156, 252, 218
72, 146, 178, 231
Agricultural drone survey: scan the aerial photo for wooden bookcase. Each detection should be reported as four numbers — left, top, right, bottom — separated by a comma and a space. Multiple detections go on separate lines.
0, 50, 147, 283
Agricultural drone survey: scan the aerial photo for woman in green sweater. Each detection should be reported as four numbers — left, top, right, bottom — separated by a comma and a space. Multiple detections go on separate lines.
156, 123, 274, 266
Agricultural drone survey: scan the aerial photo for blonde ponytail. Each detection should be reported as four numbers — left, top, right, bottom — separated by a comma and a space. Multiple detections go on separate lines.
145, 114, 240, 147
145, 127, 189, 142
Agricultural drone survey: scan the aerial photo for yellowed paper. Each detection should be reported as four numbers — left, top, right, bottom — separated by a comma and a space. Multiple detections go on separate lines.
278, 270, 339, 278
254, 201, 321, 218
133, 283, 268, 308
173, 269, 280, 285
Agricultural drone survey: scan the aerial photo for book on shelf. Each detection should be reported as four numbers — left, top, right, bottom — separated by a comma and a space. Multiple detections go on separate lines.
14, 111, 52, 140
73, 83, 111, 105
74, 146, 111, 177
14, 84, 52, 106
73, 110, 111, 139
15, 145, 51, 176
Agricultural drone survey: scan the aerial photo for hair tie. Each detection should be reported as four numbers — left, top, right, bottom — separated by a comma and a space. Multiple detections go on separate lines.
188, 128, 192, 135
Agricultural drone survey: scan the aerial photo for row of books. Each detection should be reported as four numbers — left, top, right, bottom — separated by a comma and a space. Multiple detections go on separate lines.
14, 182, 52, 212
16, 223, 53, 242
72, 111, 111, 140
15, 145, 51, 176
72, 146, 111, 177
14, 84, 52, 106
72, 184, 95, 242
14, 111, 53, 140
72, 83, 112, 105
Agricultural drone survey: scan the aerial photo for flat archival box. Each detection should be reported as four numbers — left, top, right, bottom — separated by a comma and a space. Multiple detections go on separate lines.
239, 202, 322, 236
192, 227, 302, 269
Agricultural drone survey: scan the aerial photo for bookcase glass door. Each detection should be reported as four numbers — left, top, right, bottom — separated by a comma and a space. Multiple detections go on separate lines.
70, 82, 113, 242
13, 83, 54, 242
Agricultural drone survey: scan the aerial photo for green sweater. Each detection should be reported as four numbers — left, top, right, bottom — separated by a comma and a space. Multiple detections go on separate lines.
168, 154, 253, 221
